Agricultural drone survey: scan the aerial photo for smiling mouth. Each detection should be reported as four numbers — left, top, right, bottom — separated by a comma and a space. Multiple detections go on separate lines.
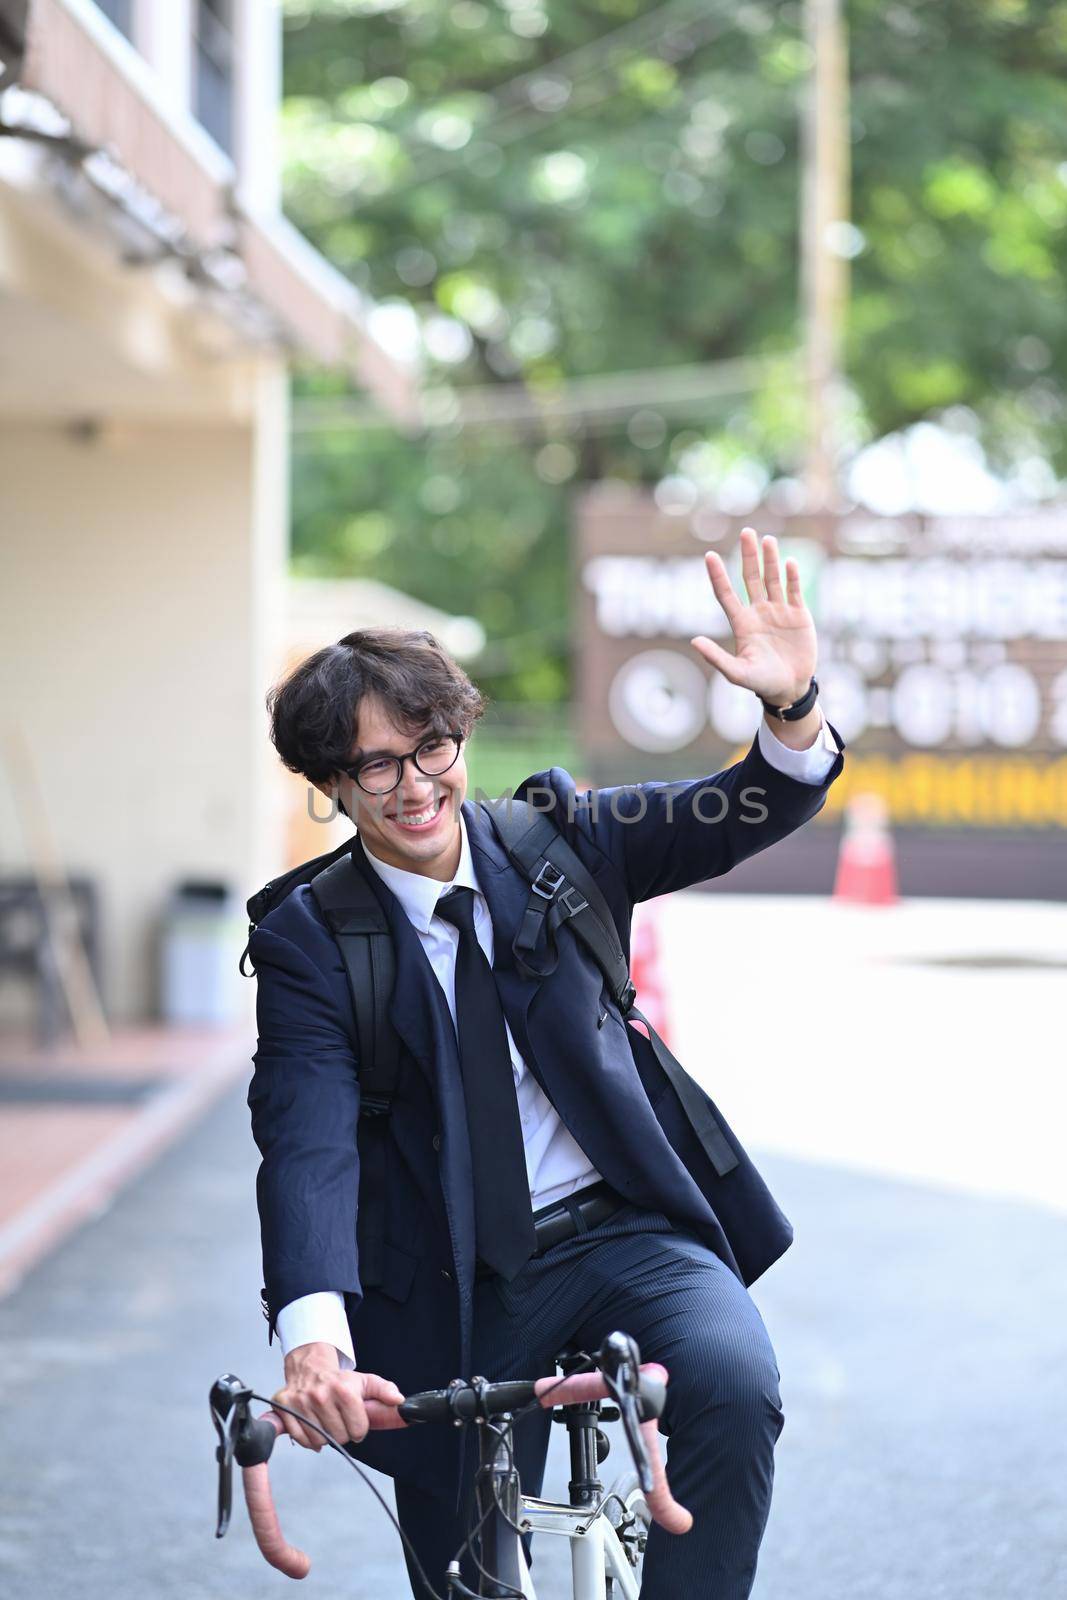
385, 793, 448, 831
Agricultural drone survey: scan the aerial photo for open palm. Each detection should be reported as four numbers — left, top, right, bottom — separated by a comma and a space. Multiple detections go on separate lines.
690, 527, 817, 707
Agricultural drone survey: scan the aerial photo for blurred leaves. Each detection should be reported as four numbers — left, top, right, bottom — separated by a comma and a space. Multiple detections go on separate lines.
848, 0, 1067, 458
282, 0, 1067, 702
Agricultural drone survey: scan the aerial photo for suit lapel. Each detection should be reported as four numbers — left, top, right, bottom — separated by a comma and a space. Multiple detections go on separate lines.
351, 804, 545, 1070
463, 798, 548, 1066
349, 834, 452, 1092
462, 797, 538, 973
350, 833, 477, 1334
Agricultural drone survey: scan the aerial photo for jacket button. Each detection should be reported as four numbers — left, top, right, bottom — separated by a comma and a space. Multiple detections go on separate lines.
432, 1133, 442, 1151
441, 1268, 453, 1282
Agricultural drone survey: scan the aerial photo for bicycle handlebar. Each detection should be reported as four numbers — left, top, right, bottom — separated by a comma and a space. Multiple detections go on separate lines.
211, 1342, 692, 1581
241, 1409, 311, 1579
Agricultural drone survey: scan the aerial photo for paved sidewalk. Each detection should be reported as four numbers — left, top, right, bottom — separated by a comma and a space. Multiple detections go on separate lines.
650, 892, 1067, 1215
0, 1024, 253, 1296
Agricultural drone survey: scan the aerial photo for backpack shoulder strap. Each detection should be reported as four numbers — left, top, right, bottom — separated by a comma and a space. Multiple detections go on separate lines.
482, 798, 739, 1179
480, 798, 634, 1012
310, 854, 400, 1117
240, 837, 355, 977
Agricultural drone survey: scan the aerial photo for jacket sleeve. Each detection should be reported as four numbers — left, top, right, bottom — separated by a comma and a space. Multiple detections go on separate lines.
515, 719, 845, 906
246, 915, 362, 1340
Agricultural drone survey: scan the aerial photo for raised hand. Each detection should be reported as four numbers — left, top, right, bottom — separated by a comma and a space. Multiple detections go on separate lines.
690, 526, 817, 708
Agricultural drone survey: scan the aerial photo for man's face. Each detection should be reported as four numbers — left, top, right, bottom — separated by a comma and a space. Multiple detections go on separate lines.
323, 693, 467, 880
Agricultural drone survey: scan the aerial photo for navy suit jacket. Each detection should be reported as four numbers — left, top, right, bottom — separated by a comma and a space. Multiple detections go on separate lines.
247, 730, 844, 1491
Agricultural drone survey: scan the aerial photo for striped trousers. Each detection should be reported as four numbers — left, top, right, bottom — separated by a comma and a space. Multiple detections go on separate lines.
395, 1202, 785, 1599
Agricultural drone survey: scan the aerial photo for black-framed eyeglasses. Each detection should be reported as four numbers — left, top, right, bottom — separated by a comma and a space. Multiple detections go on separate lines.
341, 732, 464, 796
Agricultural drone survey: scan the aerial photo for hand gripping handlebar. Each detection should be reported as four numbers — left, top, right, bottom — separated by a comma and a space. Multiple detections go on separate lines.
210, 1339, 692, 1580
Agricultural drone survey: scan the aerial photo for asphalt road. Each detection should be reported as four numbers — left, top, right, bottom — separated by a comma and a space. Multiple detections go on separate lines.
1, 1077, 1064, 1600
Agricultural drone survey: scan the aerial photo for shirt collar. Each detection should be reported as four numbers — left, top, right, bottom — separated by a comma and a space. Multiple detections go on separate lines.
359, 807, 481, 935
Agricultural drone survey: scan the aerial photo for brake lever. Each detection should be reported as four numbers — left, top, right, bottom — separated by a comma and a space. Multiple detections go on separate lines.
209, 1374, 278, 1538
210, 1374, 245, 1537
599, 1332, 655, 1494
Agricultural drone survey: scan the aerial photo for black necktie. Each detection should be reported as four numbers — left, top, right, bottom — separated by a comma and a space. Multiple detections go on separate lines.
435, 886, 536, 1279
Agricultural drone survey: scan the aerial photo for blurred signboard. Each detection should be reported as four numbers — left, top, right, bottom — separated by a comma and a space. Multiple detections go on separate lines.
576, 488, 1067, 837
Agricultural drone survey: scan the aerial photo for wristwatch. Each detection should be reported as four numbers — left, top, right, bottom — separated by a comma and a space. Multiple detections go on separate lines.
759, 676, 819, 722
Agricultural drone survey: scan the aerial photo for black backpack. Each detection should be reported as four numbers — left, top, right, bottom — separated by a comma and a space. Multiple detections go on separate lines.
241, 799, 738, 1180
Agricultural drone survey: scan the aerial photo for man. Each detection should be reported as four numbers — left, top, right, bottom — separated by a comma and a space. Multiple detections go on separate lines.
248, 528, 844, 1597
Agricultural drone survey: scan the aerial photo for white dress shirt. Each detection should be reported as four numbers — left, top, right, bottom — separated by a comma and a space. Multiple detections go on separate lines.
276, 712, 840, 1368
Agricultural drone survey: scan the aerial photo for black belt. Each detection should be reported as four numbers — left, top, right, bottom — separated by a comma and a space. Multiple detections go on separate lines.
475, 1181, 625, 1281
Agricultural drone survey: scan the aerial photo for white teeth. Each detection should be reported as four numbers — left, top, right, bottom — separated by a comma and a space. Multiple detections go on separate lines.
393, 800, 441, 827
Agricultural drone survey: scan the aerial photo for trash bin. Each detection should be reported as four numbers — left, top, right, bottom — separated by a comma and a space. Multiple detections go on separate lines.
161, 879, 246, 1025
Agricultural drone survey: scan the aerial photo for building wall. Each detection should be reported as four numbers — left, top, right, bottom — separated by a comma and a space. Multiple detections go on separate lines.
0, 367, 289, 1023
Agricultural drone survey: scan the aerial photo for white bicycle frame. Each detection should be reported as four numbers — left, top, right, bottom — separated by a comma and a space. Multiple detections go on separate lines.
465, 1399, 649, 1600
516, 1483, 648, 1600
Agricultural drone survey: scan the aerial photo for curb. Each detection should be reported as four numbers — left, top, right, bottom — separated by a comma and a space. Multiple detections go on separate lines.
0, 1034, 253, 1299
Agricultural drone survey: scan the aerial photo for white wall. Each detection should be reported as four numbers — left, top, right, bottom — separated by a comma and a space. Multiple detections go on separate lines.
0, 367, 289, 1023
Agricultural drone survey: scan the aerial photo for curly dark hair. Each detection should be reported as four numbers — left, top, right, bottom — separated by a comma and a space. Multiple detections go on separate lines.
266, 627, 488, 784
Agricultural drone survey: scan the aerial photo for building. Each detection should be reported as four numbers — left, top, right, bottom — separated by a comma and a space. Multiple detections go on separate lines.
0, 0, 418, 1025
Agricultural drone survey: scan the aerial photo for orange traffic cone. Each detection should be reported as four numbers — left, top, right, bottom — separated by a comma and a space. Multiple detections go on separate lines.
833, 792, 899, 906
629, 900, 672, 1042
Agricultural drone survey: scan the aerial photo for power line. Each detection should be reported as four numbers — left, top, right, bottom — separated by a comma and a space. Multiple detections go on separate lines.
466, 0, 735, 119
341, 0, 777, 210
292, 352, 798, 437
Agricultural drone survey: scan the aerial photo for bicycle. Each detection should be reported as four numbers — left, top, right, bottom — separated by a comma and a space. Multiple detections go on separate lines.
210, 1330, 693, 1599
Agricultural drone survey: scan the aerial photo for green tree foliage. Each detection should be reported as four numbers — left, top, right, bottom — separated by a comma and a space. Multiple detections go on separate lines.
848, 0, 1067, 469
283, 0, 1067, 702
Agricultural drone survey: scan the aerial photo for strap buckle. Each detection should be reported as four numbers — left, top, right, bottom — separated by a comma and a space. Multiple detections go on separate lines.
531, 861, 566, 899
531, 861, 588, 920
619, 979, 637, 1012
557, 885, 588, 918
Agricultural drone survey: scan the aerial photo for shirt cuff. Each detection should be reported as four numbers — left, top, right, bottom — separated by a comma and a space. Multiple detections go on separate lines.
276, 1291, 356, 1371
756, 706, 839, 786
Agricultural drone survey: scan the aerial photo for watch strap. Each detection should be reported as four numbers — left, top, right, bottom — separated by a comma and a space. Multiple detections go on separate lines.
759, 676, 819, 722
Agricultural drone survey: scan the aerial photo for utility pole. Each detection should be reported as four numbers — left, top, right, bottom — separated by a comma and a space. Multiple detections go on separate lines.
800, 0, 850, 513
